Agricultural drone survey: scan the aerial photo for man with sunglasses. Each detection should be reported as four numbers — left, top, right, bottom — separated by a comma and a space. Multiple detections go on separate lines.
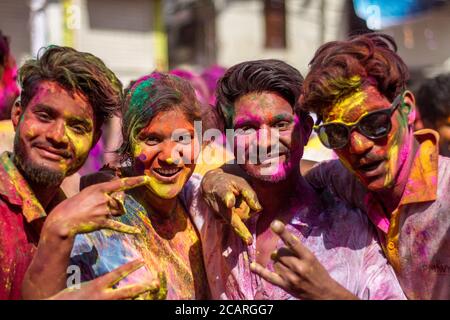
301, 33, 450, 299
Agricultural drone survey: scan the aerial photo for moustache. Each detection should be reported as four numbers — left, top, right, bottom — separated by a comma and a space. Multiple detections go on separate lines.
32, 142, 72, 159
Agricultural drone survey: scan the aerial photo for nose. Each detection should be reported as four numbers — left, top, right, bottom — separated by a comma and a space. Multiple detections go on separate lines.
348, 130, 374, 155
158, 140, 183, 165
257, 126, 280, 155
46, 120, 69, 147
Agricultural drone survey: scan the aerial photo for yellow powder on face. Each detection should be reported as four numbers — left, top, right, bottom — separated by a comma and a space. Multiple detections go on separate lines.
384, 143, 398, 187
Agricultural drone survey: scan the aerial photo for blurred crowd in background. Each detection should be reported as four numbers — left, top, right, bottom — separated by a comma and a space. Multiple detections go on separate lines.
1, 0, 450, 182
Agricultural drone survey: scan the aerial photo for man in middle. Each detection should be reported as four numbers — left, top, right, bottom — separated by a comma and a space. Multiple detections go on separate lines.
186, 59, 405, 299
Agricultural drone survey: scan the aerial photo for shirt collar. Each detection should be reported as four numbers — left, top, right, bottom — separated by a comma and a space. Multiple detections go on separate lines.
0, 151, 47, 223
400, 129, 439, 205
363, 129, 439, 233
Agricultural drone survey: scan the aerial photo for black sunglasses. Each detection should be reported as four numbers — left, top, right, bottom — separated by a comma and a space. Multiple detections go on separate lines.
314, 93, 404, 149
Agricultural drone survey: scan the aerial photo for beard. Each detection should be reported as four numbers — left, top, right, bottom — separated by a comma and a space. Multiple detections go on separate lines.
13, 138, 65, 187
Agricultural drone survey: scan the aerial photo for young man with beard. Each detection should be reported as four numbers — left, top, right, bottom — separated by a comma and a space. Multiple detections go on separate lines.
0, 45, 156, 299
300, 33, 449, 300
185, 59, 405, 299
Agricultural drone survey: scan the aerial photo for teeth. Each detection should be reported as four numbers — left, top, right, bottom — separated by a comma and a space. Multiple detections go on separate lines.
154, 168, 180, 176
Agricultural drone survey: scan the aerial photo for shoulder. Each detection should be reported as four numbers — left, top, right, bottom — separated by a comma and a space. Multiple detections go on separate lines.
315, 192, 374, 249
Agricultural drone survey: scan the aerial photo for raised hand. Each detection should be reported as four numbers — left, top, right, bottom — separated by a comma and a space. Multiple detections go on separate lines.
201, 169, 262, 245
250, 220, 358, 300
44, 175, 150, 238
21, 176, 152, 300
49, 260, 161, 300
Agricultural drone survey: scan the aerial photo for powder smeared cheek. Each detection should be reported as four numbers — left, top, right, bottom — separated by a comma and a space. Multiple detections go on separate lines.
66, 129, 93, 169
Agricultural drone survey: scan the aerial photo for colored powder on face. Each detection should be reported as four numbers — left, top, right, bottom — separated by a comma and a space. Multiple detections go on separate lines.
326, 89, 368, 123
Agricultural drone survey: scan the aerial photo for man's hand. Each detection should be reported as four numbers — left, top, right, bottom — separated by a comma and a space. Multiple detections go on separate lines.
250, 220, 358, 300
201, 169, 262, 245
49, 259, 161, 300
45, 176, 150, 239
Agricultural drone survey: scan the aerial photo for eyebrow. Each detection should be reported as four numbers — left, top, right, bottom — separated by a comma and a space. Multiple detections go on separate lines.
234, 115, 262, 128
33, 103, 58, 116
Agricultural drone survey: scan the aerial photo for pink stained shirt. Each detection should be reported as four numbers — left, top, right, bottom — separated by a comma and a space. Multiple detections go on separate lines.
182, 174, 406, 300
305, 130, 450, 299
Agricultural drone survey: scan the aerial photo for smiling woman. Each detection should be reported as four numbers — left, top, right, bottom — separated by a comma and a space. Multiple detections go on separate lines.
70, 72, 210, 300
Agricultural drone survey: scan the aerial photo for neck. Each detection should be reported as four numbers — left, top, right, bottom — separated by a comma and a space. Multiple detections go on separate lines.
140, 187, 179, 220
374, 137, 420, 214
30, 181, 60, 210
250, 169, 305, 215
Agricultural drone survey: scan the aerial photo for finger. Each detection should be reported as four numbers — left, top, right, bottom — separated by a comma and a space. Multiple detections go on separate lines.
107, 281, 160, 300
156, 272, 168, 300
273, 260, 297, 282
250, 262, 286, 288
230, 209, 253, 245
102, 219, 141, 235
233, 199, 251, 220
271, 220, 310, 258
271, 247, 300, 271
240, 187, 262, 212
223, 190, 236, 209
101, 176, 150, 193
106, 198, 124, 217
99, 259, 146, 287
109, 192, 126, 214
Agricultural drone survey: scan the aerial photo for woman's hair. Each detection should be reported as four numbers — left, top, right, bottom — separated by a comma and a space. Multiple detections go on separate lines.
119, 72, 201, 158
19, 45, 123, 130
301, 33, 409, 115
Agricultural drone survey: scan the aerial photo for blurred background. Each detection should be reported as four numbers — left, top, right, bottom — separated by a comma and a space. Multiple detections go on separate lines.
2, 0, 450, 83
1, 0, 450, 181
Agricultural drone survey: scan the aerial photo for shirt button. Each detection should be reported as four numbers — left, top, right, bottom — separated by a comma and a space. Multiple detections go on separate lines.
388, 241, 395, 250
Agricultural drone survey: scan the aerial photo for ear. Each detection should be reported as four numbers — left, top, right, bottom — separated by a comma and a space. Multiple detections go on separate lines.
11, 101, 23, 130
401, 90, 416, 126
301, 113, 314, 146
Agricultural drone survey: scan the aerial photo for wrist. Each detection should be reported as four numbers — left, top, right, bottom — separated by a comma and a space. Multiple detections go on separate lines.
42, 215, 75, 241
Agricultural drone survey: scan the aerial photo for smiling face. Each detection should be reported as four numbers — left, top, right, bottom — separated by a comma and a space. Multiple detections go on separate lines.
323, 85, 415, 191
131, 108, 199, 199
12, 81, 96, 185
233, 91, 308, 182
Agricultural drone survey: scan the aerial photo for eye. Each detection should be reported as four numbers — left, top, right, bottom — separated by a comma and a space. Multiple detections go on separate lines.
144, 136, 160, 146
273, 121, 291, 130
174, 133, 192, 145
70, 125, 88, 135
36, 111, 52, 122
235, 125, 256, 135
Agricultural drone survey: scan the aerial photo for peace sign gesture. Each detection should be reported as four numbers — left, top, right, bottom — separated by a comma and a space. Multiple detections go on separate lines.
250, 220, 358, 300
45, 175, 151, 238
49, 259, 161, 300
